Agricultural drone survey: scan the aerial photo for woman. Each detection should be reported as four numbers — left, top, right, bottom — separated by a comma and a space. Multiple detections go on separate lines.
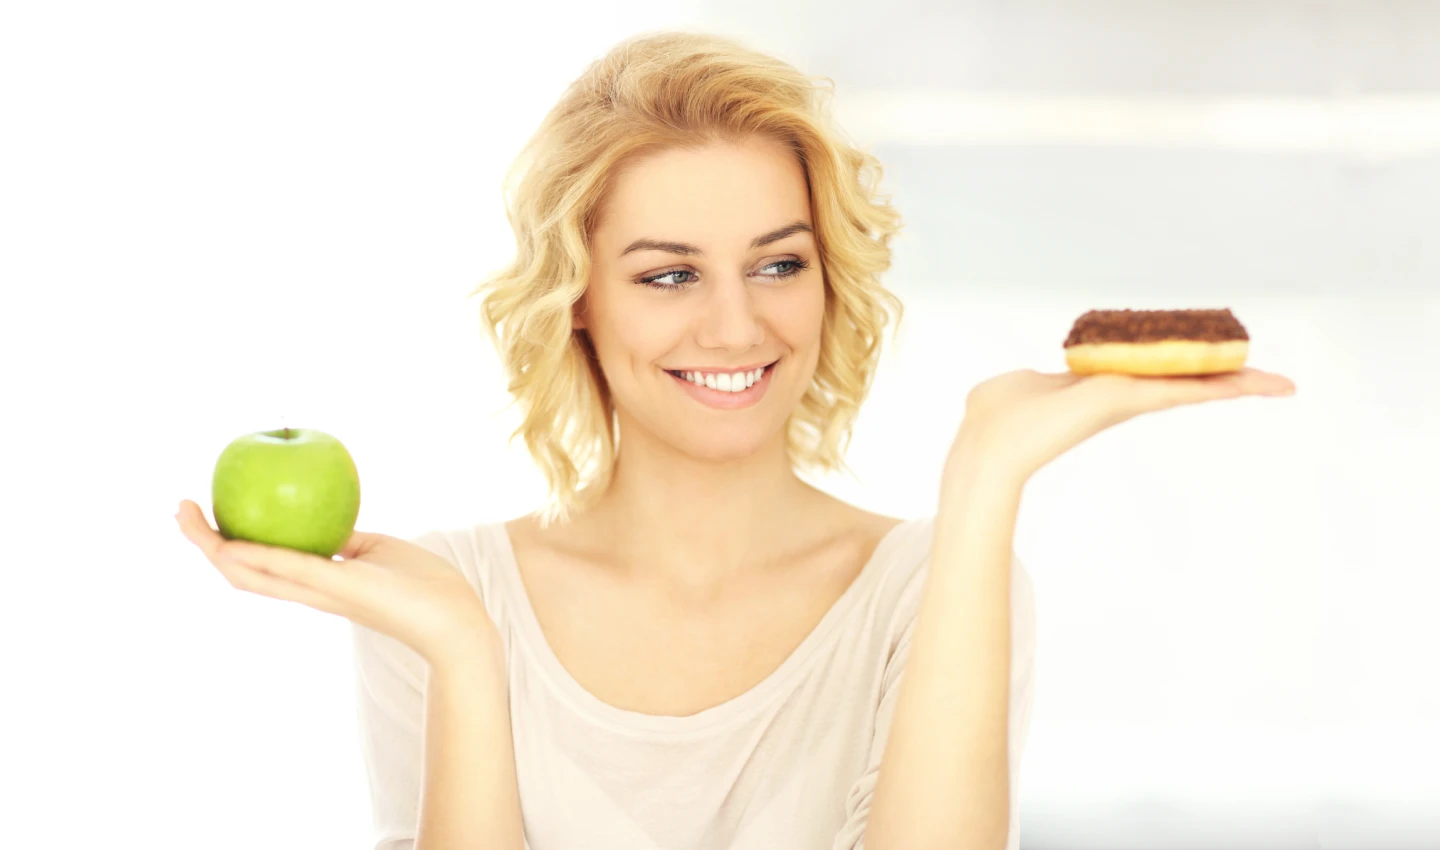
175, 30, 1296, 850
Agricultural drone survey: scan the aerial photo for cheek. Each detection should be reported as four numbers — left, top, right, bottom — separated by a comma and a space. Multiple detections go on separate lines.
766, 278, 826, 347
587, 294, 680, 368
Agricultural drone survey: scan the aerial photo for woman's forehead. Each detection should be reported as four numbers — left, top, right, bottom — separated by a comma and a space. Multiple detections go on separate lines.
594, 141, 812, 254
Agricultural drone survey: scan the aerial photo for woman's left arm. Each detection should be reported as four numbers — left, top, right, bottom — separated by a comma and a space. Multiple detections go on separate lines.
859, 434, 1031, 850
860, 365, 1297, 850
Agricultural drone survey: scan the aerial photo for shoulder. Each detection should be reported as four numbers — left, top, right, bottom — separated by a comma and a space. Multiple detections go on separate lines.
864, 515, 938, 628
865, 515, 1036, 642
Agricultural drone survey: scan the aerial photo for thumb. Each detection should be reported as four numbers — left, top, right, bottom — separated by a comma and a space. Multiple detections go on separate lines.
337, 530, 390, 560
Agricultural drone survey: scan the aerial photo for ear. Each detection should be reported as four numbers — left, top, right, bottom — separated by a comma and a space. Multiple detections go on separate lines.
572, 294, 588, 330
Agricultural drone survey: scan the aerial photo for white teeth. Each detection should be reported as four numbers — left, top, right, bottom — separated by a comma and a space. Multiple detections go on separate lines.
676, 365, 769, 393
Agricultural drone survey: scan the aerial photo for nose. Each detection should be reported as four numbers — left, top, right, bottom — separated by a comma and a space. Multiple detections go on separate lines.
694, 274, 765, 353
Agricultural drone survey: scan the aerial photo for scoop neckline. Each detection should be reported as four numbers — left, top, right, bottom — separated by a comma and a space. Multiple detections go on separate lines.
486, 516, 921, 737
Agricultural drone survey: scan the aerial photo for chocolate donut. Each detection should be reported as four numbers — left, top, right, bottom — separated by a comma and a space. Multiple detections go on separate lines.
1063, 308, 1250, 376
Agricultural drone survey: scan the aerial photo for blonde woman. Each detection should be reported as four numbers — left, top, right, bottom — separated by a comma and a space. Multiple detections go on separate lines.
175, 30, 1297, 850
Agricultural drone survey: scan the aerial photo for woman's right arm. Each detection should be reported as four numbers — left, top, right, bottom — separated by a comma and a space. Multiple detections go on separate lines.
353, 623, 524, 850
174, 499, 524, 847
416, 637, 524, 850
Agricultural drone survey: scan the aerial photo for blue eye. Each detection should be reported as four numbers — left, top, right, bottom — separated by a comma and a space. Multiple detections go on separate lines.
762, 259, 809, 279
638, 269, 698, 290
636, 258, 811, 291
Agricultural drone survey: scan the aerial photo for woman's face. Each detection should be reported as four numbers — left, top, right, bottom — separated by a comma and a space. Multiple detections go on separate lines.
579, 135, 825, 463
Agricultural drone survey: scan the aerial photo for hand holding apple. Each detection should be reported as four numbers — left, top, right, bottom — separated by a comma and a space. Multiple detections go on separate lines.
185, 426, 497, 666
176, 500, 498, 666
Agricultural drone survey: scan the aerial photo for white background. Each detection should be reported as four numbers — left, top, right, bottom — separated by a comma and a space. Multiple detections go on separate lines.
2, 1, 1436, 848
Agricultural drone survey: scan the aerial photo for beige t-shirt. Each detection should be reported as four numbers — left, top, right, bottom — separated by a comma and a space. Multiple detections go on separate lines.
352, 516, 1037, 850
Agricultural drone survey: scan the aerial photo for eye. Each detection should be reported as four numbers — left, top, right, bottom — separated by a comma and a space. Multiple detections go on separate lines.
760, 259, 810, 279
637, 269, 697, 290
633, 258, 811, 291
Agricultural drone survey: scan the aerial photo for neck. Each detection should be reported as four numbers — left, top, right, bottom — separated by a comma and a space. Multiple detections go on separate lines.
577, 422, 824, 588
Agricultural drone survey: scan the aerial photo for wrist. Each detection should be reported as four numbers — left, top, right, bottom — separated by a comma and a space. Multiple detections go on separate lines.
943, 422, 1033, 494
425, 621, 506, 678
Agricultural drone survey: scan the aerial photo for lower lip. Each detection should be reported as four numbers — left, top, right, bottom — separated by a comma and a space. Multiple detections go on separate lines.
667, 363, 776, 410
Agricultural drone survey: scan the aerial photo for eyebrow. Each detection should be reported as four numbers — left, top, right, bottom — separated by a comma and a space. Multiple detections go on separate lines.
619, 220, 814, 258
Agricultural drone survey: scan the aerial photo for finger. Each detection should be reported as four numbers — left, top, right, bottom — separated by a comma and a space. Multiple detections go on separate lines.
177, 500, 362, 600
176, 500, 382, 568
178, 500, 363, 618
1148, 376, 1249, 411
210, 551, 350, 617
217, 536, 369, 601
175, 499, 226, 561
1092, 368, 1291, 412
1166, 368, 1294, 403
1029, 369, 1087, 389
337, 529, 389, 561
1230, 367, 1296, 395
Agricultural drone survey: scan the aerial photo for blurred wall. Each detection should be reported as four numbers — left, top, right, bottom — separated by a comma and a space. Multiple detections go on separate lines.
2, 2, 1435, 849
693, 3, 1439, 849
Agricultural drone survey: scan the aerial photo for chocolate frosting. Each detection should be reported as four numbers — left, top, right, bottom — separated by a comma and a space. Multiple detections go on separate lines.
1063, 308, 1249, 346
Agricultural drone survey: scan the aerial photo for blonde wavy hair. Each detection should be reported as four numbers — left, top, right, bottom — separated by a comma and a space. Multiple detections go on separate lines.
467, 30, 904, 523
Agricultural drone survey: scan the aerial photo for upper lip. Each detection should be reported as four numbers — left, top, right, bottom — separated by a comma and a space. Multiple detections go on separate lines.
665, 359, 777, 374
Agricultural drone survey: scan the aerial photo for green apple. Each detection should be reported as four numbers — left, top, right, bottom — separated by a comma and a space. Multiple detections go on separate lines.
211, 427, 362, 558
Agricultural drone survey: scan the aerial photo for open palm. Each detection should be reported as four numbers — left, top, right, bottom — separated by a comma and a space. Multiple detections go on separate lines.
175, 500, 496, 666
954, 366, 1297, 482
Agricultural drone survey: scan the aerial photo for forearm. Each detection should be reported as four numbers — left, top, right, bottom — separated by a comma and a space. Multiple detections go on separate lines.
416, 638, 524, 850
865, 440, 1026, 850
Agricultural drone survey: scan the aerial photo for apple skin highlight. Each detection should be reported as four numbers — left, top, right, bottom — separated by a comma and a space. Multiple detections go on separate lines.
211, 427, 362, 558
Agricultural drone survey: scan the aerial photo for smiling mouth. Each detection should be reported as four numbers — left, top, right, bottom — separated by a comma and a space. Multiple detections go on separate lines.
665, 359, 778, 393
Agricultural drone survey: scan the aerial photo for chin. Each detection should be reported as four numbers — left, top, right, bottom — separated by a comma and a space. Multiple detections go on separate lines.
673, 429, 777, 463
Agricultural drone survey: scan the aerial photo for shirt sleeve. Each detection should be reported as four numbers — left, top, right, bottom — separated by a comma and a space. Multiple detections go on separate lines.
831, 552, 1039, 850
352, 613, 428, 850
350, 530, 466, 850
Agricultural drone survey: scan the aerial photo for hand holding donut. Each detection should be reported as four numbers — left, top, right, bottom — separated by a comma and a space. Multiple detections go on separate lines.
949, 308, 1296, 485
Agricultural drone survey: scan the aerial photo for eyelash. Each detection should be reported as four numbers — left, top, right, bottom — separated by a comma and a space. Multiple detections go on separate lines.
637, 259, 811, 291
